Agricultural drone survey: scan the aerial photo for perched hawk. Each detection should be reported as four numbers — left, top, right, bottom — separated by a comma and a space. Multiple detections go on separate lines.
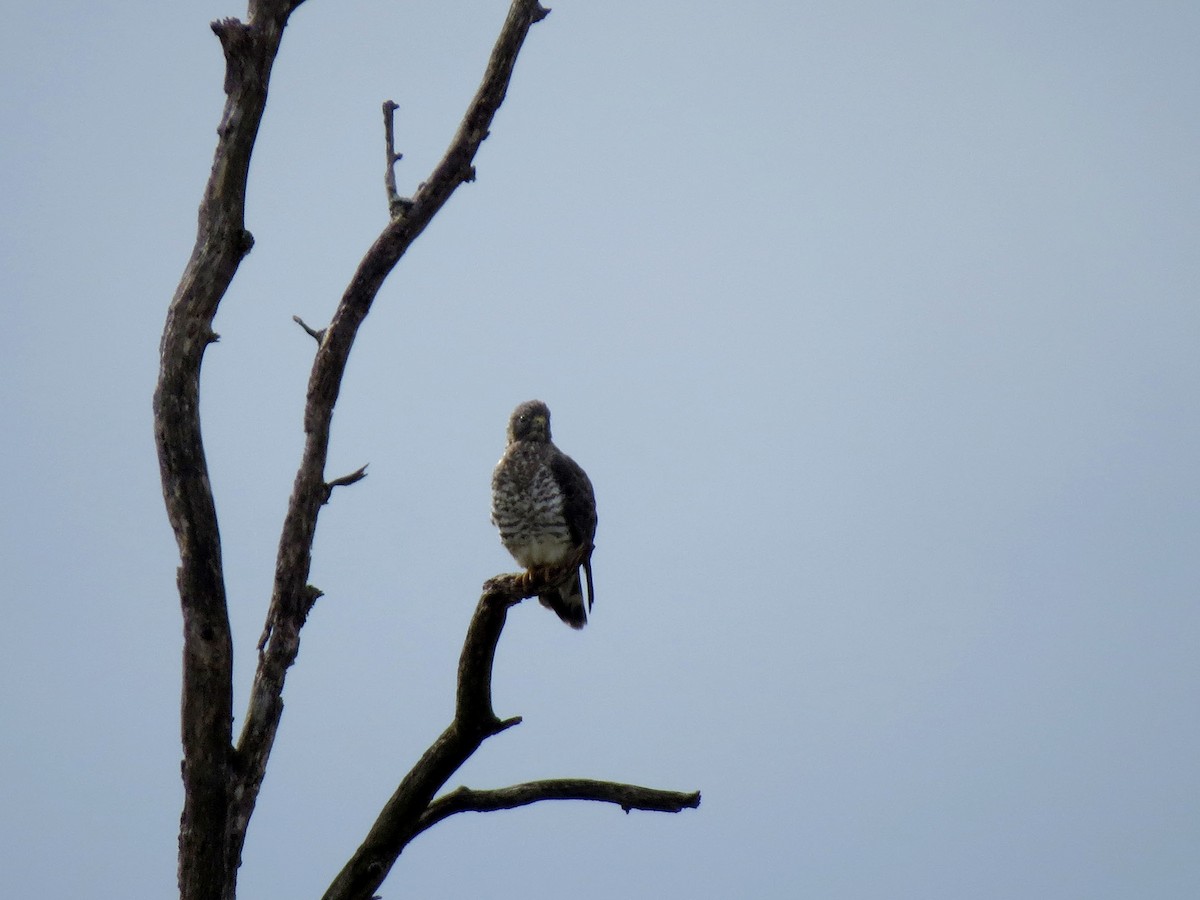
491, 400, 597, 628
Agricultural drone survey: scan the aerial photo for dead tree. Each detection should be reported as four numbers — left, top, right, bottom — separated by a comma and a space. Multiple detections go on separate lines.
152, 2, 700, 899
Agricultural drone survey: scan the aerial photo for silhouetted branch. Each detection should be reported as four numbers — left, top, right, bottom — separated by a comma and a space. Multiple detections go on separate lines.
158, 4, 698, 899
382, 100, 408, 217
292, 314, 325, 343
157, 1, 547, 896
416, 781, 702, 836
323, 464, 369, 503
322, 567, 700, 900
233, 0, 552, 887
153, 3, 306, 898
321, 575, 529, 900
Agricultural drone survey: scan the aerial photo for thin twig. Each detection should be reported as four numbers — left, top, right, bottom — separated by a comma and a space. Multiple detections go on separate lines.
293, 314, 325, 343
382, 100, 410, 218
415, 781, 702, 837
323, 464, 369, 503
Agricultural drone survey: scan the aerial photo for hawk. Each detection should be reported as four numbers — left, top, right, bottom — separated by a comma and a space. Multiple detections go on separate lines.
491, 400, 597, 628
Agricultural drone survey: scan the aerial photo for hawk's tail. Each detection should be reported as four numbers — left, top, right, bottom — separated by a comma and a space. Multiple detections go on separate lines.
539, 568, 588, 629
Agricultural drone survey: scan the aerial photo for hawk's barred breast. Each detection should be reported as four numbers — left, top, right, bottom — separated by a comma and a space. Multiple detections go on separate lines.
491, 444, 573, 568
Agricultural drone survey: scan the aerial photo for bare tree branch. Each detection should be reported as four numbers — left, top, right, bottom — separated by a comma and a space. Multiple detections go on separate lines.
157, 0, 547, 894
292, 314, 325, 343
416, 781, 702, 837
321, 565, 700, 900
229, 0, 553, 884
153, 3, 305, 898
158, 4, 697, 899
382, 100, 408, 217
320, 579, 526, 900
324, 464, 370, 503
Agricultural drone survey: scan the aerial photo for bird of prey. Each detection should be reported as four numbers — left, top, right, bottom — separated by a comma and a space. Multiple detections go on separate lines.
491, 400, 597, 628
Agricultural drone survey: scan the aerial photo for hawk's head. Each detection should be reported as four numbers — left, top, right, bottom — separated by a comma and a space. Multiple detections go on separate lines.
507, 399, 551, 443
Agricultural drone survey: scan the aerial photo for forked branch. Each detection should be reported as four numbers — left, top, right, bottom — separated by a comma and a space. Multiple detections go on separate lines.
157, 4, 698, 900
229, 0, 553, 882
157, 2, 550, 897
322, 571, 700, 900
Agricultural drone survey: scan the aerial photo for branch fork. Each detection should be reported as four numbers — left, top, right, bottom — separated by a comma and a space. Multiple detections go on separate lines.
321, 575, 699, 900
155, 3, 697, 899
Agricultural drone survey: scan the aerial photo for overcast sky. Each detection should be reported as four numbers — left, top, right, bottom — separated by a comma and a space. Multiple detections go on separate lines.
3, 1, 1198, 897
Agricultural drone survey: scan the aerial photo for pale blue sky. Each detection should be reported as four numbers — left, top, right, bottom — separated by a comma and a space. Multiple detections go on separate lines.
2, 1, 1198, 897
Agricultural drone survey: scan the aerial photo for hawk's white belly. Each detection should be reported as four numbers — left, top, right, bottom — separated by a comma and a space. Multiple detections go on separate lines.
505, 531, 572, 568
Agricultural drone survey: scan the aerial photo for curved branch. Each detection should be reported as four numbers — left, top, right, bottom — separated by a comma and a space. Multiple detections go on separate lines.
416, 780, 702, 837
458, 557, 586, 723
323, 566, 700, 900
232, 0, 552, 881
152, 3, 305, 899
321, 576, 528, 900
